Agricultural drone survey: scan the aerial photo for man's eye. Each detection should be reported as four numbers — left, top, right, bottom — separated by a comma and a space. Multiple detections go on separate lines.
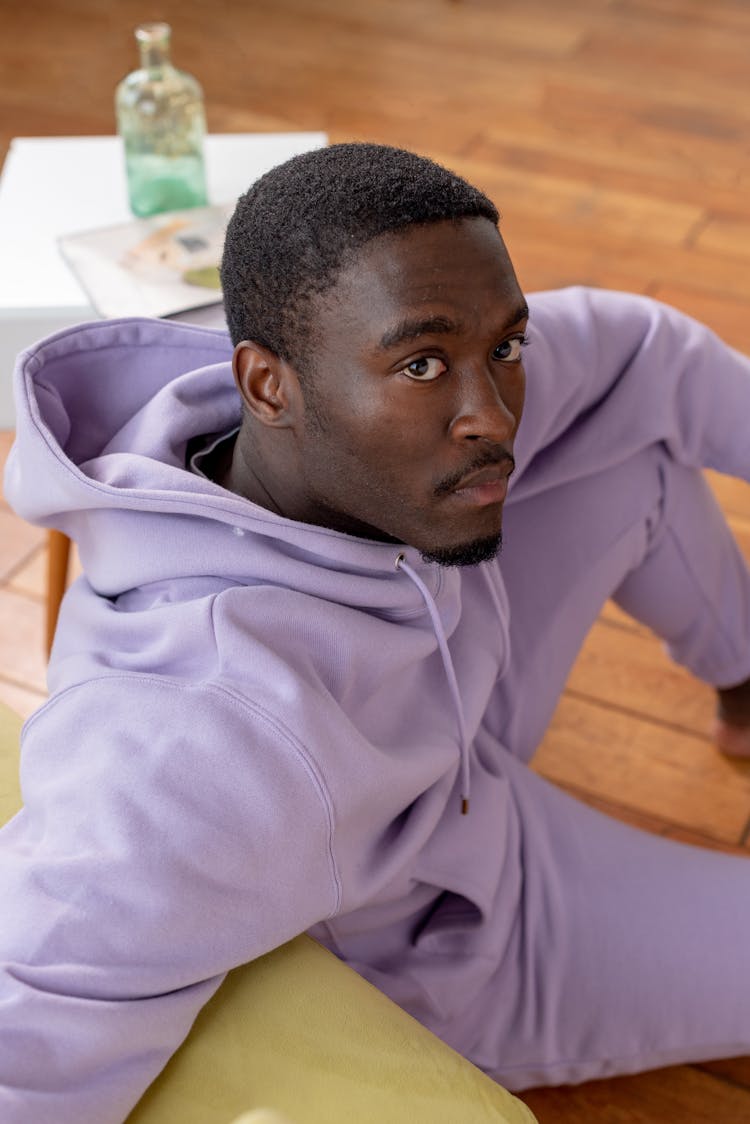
492, 335, 528, 363
400, 356, 447, 381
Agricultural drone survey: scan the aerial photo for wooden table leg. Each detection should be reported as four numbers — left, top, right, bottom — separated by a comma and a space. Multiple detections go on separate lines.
46, 529, 71, 657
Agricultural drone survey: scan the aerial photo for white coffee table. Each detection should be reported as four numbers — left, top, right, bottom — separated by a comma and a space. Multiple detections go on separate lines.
0, 132, 327, 427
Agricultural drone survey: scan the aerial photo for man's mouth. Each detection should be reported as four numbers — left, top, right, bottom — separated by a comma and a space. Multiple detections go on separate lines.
435, 452, 515, 501
452, 471, 510, 507
454, 463, 512, 491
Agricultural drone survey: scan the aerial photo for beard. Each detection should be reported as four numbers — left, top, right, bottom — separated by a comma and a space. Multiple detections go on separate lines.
420, 531, 502, 568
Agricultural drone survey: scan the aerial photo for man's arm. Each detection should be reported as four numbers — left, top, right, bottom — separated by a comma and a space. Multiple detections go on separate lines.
512, 286, 750, 500
0, 677, 340, 1123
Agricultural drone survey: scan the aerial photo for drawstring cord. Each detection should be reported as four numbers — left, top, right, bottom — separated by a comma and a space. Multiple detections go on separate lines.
396, 554, 471, 815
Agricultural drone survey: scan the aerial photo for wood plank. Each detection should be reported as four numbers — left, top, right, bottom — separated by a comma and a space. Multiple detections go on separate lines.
0, 431, 15, 512
521, 1062, 750, 1123
698, 1055, 750, 1091
705, 473, 750, 521
532, 693, 750, 843
0, 589, 48, 694
0, 511, 45, 586
495, 212, 750, 301
208, 0, 589, 60
565, 620, 717, 737
726, 513, 750, 558
618, 0, 750, 35
440, 155, 703, 248
695, 215, 750, 259
0, 676, 46, 722
574, 22, 750, 97
465, 140, 750, 235
469, 97, 750, 216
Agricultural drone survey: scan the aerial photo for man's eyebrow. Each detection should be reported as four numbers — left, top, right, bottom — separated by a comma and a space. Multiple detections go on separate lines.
504, 302, 530, 331
377, 302, 530, 352
378, 316, 460, 352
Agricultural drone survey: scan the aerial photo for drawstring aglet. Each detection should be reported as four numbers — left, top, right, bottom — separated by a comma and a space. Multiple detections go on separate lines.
460, 796, 470, 815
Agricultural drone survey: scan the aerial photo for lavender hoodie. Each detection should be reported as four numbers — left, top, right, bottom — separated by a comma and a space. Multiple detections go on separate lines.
2, 287, 749, 1121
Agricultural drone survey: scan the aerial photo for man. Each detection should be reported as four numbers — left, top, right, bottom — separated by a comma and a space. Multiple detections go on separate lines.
1, 143, 749, 1121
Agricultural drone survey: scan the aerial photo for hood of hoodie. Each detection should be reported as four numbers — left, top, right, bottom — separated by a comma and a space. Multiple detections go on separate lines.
6, 316, 459, 610
10, 312, 522, 792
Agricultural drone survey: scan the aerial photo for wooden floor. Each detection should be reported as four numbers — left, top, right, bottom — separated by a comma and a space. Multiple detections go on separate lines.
2, 0, 750, 1119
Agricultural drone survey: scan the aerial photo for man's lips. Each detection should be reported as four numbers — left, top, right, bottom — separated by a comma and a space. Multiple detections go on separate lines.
435, 454, 515, 510
452, 471, 509, 507
453, 462, 513, 492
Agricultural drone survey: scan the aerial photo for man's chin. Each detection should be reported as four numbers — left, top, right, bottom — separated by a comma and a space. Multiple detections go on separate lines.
420, 532, 502, 568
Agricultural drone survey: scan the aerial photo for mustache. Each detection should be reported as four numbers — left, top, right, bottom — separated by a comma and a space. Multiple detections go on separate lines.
434, 448, 516, 496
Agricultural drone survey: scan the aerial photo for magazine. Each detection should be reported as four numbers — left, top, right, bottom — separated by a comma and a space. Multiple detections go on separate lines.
58, 203, 233, 318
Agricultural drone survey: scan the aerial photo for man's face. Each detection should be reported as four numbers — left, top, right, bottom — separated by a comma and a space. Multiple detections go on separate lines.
292, 217, 527, 565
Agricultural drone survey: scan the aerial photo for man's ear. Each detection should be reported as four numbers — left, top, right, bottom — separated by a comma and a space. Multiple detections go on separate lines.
232, 341, 303, 428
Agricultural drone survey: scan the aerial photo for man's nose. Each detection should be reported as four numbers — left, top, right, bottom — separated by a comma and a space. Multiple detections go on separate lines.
449, 370, 518, 443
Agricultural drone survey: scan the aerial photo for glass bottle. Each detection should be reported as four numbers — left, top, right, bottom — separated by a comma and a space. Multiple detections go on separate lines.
115, 22, 208, 217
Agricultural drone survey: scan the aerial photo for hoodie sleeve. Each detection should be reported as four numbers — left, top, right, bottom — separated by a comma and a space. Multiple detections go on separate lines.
0, 676, 341, 1124
513, 287, 750, 499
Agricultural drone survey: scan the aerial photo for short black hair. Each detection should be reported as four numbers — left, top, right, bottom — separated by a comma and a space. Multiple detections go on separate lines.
220, 142, 499, 368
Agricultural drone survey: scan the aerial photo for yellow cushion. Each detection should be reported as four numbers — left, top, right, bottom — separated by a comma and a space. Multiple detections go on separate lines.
0, 699, 22, 825
128, 935, 537, 1124
0, 700, 535, 1124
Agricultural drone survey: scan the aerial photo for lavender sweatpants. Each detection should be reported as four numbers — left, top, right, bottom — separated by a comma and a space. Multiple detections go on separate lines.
477, 445, 750, 1089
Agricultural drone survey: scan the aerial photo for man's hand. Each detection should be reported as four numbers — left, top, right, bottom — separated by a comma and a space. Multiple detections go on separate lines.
715, 677, 750, 757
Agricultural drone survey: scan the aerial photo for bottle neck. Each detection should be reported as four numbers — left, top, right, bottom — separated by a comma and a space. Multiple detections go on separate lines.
135, 23, 172, 69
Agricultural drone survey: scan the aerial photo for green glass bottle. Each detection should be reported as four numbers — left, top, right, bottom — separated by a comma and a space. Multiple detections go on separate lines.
115, 22, 208, 217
